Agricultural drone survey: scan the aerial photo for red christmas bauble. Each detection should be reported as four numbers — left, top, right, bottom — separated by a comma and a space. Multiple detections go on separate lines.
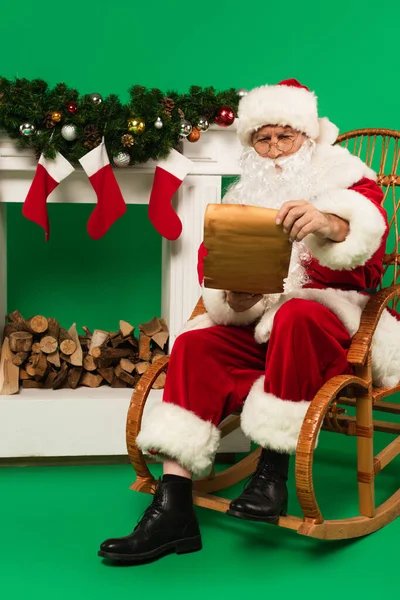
215, 105, 235, 127
66, 102, 78, 114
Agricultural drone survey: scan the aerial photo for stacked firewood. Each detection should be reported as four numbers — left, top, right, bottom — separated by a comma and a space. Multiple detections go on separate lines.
0, 310, 169, 394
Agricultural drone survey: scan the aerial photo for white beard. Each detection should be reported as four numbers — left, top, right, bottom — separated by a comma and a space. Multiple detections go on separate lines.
223, 141, 317, 301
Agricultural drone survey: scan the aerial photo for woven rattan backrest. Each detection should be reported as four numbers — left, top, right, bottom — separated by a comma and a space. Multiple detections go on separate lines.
337, 129, 400, 305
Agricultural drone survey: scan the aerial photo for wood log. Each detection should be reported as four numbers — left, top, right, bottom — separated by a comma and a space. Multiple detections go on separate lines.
114, 365, 136, 386
25, 363, 36, 377
98, 367, 115, 385
95, 357, 114, 369
44, 371, 58, 389
19, 368, 31, 380
52, 362, 69, 389
88, 330, 109, 356
83, 355, 97, 372
109, 331, 120, 339
91, 346, 133, 360
120, 320, 134, 338
0, 338, 20, 395
59, 327, 73, 344
31, 342, 41, 354
81, 372, 103, 388
152, 318, 169, 350
47, 350, 61, 368
7, 310, 30, 333
26, 315, 48, 334
151, 349, 166, 364
68, 324, 83, 366
34, 352, 48, 381
82, 326, 92, 337
39, 336, 58, 355
139, 317, 163, 337
135, 361, 150, 375
111, 377, 128, 388
59, 352, 73, 364
110, 334, 124, 348
139, 332, 152, 361
127, 337, 139, 350
152, 372, 167, 389
59, 339, 76, 356
47, 317, 60, 341
12, 352, 29, 367
68, 366, 83, 389
120, 358, 135, 373
22, 380, 43, 389
9, 331, 33, 353
3, 323, 18, 338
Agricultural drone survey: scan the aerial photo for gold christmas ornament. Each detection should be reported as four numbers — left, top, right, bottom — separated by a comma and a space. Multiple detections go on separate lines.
187, 126, 201, 143
121, 133, 134, 147
51, 111, 62, 123
127, 117, 145, 135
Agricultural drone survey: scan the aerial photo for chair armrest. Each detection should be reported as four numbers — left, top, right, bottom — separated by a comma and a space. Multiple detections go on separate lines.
347, 284, 400, 367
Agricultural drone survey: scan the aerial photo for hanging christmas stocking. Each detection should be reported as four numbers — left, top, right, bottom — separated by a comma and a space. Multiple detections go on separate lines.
22, 153, 74, 241
148, 149, 192, 240
79, 139, 127, 240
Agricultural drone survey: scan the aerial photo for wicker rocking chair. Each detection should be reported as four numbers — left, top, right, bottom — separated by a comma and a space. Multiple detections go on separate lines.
126, 128, 400, 540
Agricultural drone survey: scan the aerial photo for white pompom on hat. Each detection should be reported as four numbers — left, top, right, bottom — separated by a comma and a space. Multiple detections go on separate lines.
237, 78, 339, 147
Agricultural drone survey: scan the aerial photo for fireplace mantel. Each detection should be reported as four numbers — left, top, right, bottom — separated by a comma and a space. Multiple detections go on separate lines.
0, 126, 247, 459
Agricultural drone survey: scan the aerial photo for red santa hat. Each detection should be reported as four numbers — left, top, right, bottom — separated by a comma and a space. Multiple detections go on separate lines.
237, 78, 339, 147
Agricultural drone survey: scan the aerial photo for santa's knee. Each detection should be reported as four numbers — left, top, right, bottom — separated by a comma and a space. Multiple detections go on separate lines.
273, 298, 323, 334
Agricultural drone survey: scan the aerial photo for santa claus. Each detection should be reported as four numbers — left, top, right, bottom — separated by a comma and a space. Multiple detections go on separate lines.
99, 79, 400, 563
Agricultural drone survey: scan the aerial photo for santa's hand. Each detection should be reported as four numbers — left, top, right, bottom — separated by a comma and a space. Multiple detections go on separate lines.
225, 291, 263, 313
276, 200, 349, 243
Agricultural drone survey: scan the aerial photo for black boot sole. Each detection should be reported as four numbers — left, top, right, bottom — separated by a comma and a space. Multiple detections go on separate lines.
226, 508, 286, 524
98, 535, 202, 563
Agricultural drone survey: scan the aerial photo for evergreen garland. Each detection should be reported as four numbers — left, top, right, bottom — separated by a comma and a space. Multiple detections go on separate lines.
0, 77, 240, 165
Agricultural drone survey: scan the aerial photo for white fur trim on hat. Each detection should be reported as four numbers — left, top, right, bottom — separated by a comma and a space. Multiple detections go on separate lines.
237, 83, 319, 146
202, 286, 265, 326
241, 377, 310, 454
303, 189, 387, 270
136, 401, 220, 475
316, 117, 339, 145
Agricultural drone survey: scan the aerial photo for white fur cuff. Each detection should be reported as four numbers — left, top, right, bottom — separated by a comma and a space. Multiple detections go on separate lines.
136, 401, 221, 475
202, 286, 265, 327
241, 377, 310, 454
304, 189, 386, 270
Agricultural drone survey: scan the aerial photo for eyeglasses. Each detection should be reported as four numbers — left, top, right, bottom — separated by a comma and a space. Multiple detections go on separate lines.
253, 134, 299, 155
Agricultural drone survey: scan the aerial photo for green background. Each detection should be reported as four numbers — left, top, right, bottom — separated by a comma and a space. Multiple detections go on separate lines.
2, 0, 400, 330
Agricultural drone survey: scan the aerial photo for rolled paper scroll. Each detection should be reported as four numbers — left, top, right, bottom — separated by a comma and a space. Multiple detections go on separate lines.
203, 203, 292, 294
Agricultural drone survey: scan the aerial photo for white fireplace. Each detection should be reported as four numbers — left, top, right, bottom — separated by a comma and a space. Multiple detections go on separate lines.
0, 125, 250, 458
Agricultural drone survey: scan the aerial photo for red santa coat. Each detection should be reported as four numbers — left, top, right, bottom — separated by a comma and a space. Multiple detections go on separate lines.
135, 143, 400, 475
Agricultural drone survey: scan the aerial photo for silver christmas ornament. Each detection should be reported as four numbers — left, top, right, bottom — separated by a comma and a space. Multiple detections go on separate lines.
154, 117, 163, 129
90, 92, 103, 104
61, 124, 78, 141
197, 116, 209, 132
19, 122, 36, 136
179, 119, 192, 137
113, 152, 131, 167
236, 88, 248, 98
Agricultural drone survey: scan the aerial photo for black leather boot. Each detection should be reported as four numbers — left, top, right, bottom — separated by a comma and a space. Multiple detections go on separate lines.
227, 448, 289, 523
98, 477, 202, 563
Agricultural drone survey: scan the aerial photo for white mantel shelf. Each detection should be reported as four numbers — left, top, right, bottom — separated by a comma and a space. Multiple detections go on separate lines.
0, 126, 249, 459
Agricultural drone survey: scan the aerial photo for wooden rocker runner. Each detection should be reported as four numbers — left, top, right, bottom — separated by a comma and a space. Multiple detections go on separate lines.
126, 128, 400, 541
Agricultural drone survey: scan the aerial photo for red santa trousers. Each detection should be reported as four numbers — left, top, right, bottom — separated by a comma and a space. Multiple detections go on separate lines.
136, 299, 352, 474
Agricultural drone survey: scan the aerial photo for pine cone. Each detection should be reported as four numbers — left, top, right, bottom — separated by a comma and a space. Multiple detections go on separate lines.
178, 108, 184, 120
44, 111, 55, 129
161, 97, 175, 119
83, 125, 102, 149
